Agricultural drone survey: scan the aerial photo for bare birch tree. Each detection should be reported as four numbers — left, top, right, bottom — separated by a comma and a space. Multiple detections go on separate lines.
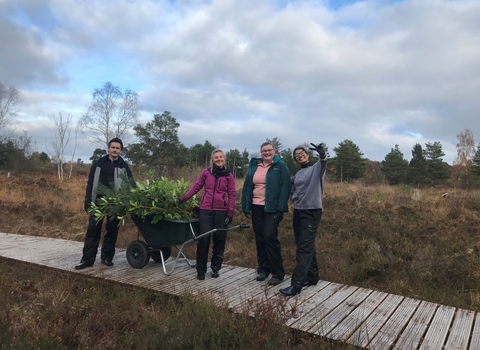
454, 128, 476, 167
0, 82, 21, 135
50, 112, 72, 180
452, 127, 476, 187
81, 82, 139, 147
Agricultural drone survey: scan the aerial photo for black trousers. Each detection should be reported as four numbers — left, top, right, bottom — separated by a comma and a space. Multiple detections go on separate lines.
251, 204, 285, 279
196, 209, 228, 274
291, 208, 322, 289
81, 215, 120, 264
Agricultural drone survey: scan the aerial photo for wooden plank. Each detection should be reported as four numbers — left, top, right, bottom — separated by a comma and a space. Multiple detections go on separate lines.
193, 266, 253, 304
309, 287, 372, 336
225, 286, 268, 310
285, 282, 344, 327
4, 232, 480, 350
393, 301, 437, 350
10, 241, 80, 262
204, 268, 256, 290
230, 276, 293, 315
444, 308, 475, 350
368, 297, 421, 350
283, 280, 332, 316
469, 312, 480, 350
328, 290, 387, 341
228, 273, 292, 312
289, 285, 358, 333
347, 293, 404, 348
419, 304, 455, 350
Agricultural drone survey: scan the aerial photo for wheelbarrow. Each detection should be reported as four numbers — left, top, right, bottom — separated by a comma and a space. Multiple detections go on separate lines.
127, 215, 250, 275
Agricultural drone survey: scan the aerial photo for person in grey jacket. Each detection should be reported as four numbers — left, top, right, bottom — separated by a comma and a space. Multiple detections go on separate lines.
75, 137, 135, 270
280, 143, 327, 296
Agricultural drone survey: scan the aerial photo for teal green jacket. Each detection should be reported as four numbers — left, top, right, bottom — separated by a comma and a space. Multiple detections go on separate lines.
241, 155, 291, 214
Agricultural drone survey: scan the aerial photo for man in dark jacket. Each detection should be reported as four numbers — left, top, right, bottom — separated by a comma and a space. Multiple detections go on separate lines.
75, 137, 135, 270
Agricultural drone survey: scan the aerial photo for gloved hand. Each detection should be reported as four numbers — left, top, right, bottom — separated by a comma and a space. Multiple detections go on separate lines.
173, 196, 184, 205
309, 142, 326, 159
273, 211, 283, 223
244, 211, 252, 219
225, 216, 233, 225
84, 198, 91, 214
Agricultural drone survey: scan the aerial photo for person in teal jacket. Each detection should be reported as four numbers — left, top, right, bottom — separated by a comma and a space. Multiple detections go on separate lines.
241, 142, 291, 285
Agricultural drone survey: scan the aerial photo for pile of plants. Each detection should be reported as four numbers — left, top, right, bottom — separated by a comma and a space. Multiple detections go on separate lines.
88, 176, 200, 224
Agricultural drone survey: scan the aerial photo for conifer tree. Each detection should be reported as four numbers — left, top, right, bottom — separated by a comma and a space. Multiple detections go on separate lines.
425, 141, 449, 185
381, 145, 408, 185
332, 140, 365, 182
472, 143, 480, 177
406, 143, 429, 187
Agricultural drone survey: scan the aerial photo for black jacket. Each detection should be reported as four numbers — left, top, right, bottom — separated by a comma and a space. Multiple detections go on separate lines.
84, 155, 135, 204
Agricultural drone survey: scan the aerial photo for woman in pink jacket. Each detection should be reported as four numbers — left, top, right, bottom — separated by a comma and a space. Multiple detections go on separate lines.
180, 149, 236, 280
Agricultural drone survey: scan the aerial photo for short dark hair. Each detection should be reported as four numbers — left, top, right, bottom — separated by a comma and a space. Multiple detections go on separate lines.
293, 146, 307, 158
108, 137, 123, 150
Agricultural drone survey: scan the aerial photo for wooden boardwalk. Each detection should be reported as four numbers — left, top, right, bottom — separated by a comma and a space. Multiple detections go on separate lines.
1, 231, 479, 349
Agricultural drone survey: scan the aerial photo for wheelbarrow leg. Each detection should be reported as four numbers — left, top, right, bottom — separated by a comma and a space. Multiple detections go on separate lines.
160, 241, 196, 276
158, 226, 250, 276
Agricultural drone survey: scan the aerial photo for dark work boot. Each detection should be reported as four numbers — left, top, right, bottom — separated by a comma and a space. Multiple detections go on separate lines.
256, 271, 270, 281
279, 285, 301, 296
75, 260, 93, 270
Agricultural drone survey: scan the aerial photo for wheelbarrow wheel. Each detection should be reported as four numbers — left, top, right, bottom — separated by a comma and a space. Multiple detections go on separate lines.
150, 247, 172, 263
126, 240, 150, 268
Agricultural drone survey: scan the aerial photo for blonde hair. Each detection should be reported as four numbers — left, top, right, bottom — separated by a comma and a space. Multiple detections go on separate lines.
209, 149, 226, 169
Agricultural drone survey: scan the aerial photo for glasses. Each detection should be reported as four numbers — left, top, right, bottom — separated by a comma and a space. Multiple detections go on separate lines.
261, 149, 274, 153
294, 151, 306, 158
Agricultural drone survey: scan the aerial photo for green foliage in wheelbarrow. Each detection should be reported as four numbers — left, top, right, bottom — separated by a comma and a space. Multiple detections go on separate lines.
87, 176, 199, 225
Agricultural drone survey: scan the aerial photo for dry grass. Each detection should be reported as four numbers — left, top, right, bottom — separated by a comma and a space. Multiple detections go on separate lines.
0, 259, 354, 349
1, 171, 480, 312
4, 170, 479, 348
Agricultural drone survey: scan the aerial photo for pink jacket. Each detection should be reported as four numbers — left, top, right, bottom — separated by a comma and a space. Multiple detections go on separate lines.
180, 168, 236, 217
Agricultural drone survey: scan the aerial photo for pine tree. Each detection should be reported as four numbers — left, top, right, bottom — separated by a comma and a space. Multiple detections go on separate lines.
127, 111, 182, 176
332, 140, 365, 182
472, 143, 480, 177
381, 145, 408, 185
425, 141, 449, 185
406, 143, 429, 187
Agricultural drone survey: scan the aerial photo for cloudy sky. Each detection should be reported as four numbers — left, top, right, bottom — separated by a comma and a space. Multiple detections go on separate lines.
1, 0, 479, 164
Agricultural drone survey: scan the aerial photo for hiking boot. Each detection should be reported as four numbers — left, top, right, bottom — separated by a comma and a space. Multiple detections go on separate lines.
280, 285, 301, 296
268, 276, 283, 286
256, 271, 269, 281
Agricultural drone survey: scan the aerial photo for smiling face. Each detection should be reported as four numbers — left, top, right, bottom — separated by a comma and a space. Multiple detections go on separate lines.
260, 144, 275, 164
294, 148, 309, 165
212, 151, 225, 168
108, 142, 122, 161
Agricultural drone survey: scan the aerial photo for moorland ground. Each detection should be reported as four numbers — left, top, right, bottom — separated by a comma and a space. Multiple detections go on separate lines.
1, 170, 479, 349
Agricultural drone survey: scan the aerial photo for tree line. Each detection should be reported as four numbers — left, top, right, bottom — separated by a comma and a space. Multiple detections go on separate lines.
2, 81, 480, 188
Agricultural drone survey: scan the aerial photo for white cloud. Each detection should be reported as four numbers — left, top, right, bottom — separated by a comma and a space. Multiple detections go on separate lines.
1, 0, 480, 164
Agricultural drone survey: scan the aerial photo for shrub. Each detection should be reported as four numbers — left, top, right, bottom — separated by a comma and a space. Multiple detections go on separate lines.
88, 176, 200, 224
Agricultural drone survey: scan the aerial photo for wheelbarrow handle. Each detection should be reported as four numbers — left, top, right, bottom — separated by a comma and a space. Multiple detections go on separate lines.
227, 224, 250, 230
193, 224, 251, 240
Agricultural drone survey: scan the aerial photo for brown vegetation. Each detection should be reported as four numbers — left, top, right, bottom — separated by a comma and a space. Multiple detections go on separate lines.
1, 170, 480, 347
1, 260, 354, 349
2, 172, 480, 310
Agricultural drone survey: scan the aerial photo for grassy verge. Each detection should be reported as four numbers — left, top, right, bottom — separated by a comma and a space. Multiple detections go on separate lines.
0, 260, 356, 350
